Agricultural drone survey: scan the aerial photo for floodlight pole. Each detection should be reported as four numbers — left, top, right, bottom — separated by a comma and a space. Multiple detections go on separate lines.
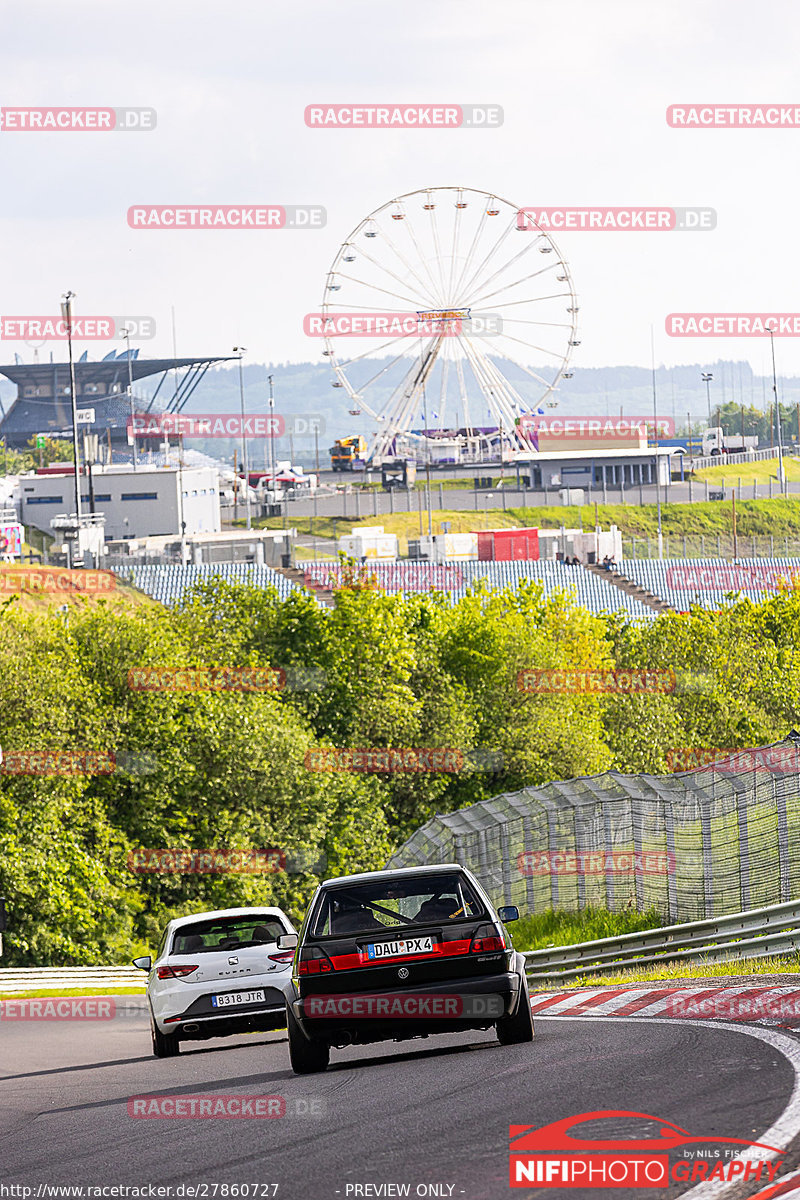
234, 347, 251, 529
701, 372, 713, 430
268, 374, 276, 496
768, 324, 786, 492
121, 326, 138, 470
651, 326, 663, 559
61, 291, 83, 531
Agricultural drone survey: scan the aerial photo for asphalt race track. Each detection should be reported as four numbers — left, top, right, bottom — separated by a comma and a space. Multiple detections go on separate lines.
1, 1000, 798, 1200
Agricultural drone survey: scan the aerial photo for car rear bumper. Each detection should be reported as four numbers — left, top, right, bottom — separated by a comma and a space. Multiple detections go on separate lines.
159, 1004, 288, 1041
155, 983, 290, 1040
292, 969, 523, 1047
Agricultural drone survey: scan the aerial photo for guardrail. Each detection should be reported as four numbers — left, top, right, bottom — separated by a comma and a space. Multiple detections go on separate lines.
523, 897, 800, 982
0, 966, 146, 993
5, 899, 800, 991
689, 445, 797, 473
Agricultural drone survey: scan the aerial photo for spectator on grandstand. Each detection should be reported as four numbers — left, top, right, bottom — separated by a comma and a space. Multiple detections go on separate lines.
602, 555, 611, 570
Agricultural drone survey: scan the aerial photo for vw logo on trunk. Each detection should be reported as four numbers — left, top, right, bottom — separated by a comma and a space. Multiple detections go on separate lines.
397, 967, 409, 980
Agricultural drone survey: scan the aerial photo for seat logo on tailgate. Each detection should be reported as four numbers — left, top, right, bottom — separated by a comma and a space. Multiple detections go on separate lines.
366, 937, 434, 960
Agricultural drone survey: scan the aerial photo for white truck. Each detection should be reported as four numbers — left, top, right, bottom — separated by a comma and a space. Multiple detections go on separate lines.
702, 426, 758, 457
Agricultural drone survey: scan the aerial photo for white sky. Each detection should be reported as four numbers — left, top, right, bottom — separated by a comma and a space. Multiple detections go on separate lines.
2, 0, 800, 377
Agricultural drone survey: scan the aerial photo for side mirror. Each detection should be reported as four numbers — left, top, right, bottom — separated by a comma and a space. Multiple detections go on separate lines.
133, 956, 152, 971
497, 905, 520, 923
277, 933, 298, 951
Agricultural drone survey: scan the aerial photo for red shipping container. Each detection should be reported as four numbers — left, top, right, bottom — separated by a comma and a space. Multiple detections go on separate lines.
476, 528, 539, 561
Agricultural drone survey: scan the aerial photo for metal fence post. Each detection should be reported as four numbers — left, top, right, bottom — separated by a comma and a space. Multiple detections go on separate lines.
499, 824, 513, 907
664, 801, 678, 922
775, 772, 792, 903
701, 793, 714, 918
522, 815, 537, 913
735, 789, 751, 912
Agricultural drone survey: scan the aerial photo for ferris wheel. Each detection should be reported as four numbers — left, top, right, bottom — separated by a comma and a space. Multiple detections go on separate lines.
319, 185, 579, 461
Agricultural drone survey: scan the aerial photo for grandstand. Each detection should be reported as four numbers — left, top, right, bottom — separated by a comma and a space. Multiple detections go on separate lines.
301, 560, 655, 617
621, 558, 800, 612
112, 557, 800, 617
112, 563, 303, 606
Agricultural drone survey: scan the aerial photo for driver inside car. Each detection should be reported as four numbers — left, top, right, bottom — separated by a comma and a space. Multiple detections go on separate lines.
331, 897, 383, 934
414, 894, 461, 922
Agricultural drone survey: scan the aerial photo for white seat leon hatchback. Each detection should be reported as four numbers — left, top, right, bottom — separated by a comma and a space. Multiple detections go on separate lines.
134, 906, 297, 1057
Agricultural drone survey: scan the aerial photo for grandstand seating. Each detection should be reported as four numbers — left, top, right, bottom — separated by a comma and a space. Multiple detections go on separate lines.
116, 557, 800, 618
302, 560, 656, 618
112, 563, 302, 607
621, 558, 800, 612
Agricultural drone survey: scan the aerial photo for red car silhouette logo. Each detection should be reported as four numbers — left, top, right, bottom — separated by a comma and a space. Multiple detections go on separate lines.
510, 1110, 783, 1155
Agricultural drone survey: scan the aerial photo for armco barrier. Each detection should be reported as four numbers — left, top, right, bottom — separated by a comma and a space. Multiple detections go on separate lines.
523, 896, 800, 982
0, 967, 146, 993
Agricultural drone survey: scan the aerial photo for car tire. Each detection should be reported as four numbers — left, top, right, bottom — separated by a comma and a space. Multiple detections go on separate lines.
287, 1005, 329, 1074
496, 973, 534, 1046
150, 1009, 181, 1058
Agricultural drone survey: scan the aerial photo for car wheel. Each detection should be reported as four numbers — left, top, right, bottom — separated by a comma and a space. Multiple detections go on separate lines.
150, 1010, 181, 1058
496, 974, 534, 1046
287, 1005, 329, 1074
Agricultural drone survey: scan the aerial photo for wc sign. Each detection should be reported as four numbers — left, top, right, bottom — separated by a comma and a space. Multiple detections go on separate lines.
0, 524, 22, 558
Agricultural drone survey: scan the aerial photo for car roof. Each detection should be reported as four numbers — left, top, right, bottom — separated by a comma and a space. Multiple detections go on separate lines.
167, 907, 289, 932
319, 864, 468, 888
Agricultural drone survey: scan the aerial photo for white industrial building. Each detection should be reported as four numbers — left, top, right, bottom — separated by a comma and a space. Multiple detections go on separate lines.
15, 465, 221, 541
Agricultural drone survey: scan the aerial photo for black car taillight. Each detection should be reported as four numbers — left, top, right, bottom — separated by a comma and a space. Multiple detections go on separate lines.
469, 924, 506, 954
157, 964, 199, 979
297, 946, 334, 975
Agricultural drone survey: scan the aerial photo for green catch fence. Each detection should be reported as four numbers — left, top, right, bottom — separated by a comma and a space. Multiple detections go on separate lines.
386, 737, 800, 922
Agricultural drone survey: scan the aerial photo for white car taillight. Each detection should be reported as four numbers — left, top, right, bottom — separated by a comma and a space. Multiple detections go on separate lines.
157, 964, 199, 980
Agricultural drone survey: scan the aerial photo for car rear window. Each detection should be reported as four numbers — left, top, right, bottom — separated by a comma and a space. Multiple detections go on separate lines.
171, 916, 285, 955
310, 873, 485, 937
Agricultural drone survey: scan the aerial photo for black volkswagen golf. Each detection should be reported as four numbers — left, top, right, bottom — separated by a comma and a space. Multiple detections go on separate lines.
280, 863, 533, 1073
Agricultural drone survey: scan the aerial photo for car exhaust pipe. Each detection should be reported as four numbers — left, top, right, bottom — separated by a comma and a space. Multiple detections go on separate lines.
182, 1023, 200, 1033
